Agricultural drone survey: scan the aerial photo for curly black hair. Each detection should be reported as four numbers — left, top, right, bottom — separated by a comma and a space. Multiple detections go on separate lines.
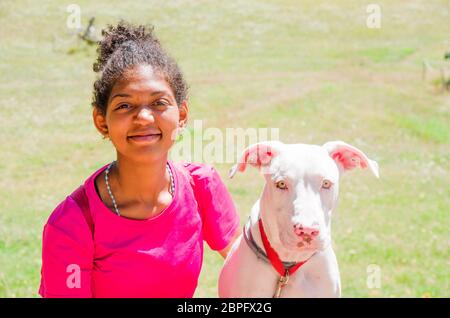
92, 21, 188, 114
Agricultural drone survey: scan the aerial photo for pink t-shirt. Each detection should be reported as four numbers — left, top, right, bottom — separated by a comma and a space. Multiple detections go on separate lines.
38, 161, 240, 298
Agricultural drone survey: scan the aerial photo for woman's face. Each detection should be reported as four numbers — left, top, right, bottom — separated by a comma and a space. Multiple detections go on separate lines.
94, 64, 188, 163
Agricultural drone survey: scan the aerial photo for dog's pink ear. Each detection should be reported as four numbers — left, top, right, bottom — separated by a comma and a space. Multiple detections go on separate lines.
229, 141, 282, 178
323, 141, 379, 178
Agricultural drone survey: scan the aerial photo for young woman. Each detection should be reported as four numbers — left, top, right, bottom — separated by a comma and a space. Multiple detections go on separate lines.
38, 21, 241, 298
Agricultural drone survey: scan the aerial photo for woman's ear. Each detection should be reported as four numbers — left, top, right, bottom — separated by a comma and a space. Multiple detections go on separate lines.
92, 107, 109, 138
178, 100, 189, 129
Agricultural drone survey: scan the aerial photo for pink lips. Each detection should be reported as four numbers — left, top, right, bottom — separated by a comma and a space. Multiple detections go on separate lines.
128, 132, 162, 143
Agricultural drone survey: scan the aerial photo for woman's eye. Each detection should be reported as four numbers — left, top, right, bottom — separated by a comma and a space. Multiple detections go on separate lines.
116, 104, 130, 110
322, 179, 333, 189
276, 180, 288, 190
153, 100, 169, 108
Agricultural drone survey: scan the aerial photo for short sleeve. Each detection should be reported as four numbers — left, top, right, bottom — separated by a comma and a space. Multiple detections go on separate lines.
186, 164, 241, 251
39, 197, 94, 298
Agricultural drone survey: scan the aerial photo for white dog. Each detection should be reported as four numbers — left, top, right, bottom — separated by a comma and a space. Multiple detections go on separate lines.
218, 140, 379, 298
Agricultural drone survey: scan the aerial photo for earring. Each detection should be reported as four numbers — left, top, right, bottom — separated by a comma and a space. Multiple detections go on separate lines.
102, 129, 109, 140
176, 126, 185, 142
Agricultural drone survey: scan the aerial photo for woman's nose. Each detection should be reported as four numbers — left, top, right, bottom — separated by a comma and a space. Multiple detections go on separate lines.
135, 107, 155, 123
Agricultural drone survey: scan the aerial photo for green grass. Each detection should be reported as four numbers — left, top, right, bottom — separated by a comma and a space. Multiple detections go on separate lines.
0, 0, 449, 298
357, 47, 416, 63
392, 115, 449, 143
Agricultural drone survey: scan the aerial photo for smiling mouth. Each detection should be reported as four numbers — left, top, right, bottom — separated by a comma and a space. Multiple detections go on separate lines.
127, 133, 162, 143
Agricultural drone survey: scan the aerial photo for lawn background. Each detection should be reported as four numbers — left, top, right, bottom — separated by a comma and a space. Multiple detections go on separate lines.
0, 0, 449, 297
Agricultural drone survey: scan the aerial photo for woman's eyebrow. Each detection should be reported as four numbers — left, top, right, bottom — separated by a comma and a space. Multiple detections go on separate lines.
111, 90, 169, 100
147, 91, 177, 101
110, 93, 132, 101
149, 90, 172, 97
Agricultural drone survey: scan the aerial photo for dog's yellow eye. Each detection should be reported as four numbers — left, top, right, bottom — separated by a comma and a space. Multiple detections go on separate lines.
276, 181, 288, 190
322, 179, 332, 189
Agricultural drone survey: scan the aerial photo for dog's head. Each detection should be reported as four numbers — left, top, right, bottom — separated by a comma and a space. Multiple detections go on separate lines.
230, 140, 379, 257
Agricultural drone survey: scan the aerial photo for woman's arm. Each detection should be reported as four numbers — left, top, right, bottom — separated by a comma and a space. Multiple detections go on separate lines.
39, 198, 94, 297
218, 227, 242, 259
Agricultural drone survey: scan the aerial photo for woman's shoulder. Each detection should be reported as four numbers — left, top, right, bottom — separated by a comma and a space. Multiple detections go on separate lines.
45, 194, 85, 229
45, 164, 107, 230
41, 193, 94, 248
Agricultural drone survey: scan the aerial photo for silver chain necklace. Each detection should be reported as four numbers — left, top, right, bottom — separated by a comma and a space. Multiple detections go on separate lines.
104, 161, 174, 217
